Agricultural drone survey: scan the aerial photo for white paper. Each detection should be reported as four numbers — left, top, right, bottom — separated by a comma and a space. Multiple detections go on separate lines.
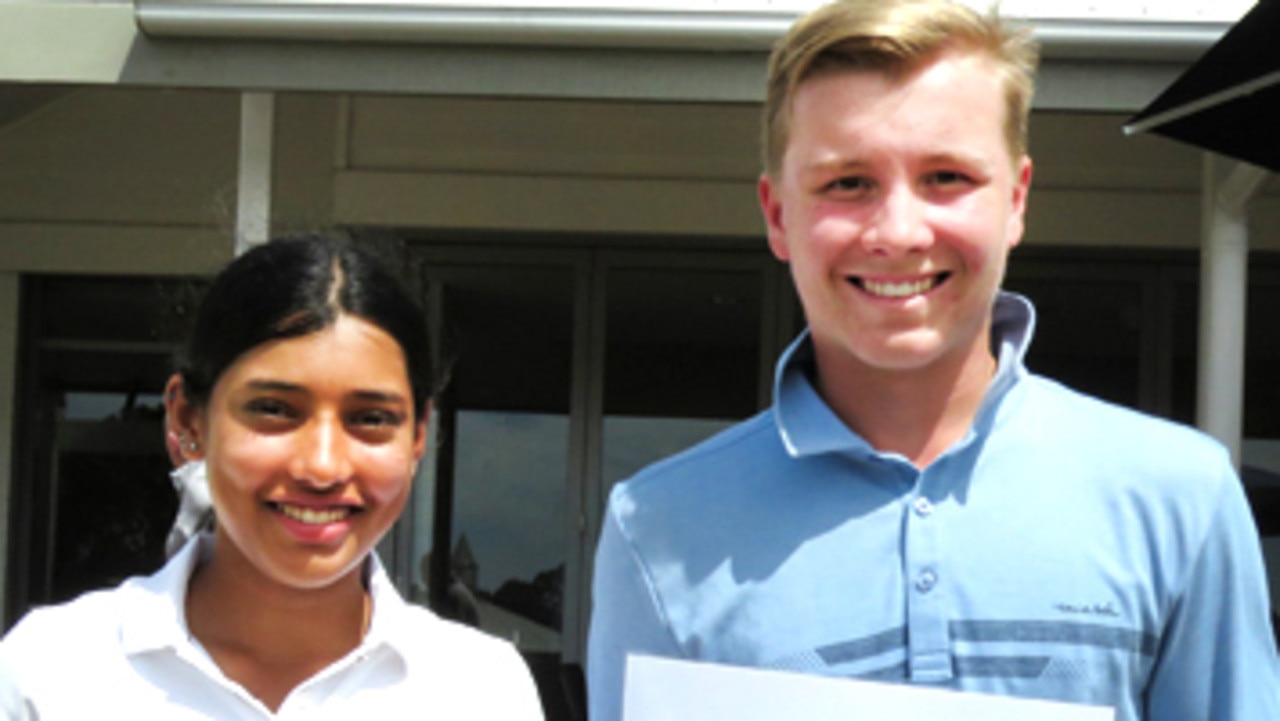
623, 655, 1115, 721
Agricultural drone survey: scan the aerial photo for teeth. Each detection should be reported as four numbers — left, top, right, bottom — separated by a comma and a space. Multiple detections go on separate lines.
860, 276, 937, 298
279, 504, 349, 525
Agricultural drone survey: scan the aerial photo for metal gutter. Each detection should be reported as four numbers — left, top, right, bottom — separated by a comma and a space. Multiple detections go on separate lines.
133, 3, 796, 52
133, 1, 1229, 61
1034, 20, 1228, 62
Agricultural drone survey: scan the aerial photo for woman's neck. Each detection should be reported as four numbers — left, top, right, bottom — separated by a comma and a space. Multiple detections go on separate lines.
184, 534, 371, 712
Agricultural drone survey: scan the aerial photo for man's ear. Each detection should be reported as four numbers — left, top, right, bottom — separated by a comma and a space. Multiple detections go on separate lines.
1006, 154, 1033, 250
759, 173, 791, 262
164, 374, 205, 462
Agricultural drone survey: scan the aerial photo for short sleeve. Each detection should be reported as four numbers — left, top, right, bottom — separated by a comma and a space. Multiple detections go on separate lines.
1144, 462, 1280, 719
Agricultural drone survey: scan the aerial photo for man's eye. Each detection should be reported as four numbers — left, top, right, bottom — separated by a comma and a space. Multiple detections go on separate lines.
930, 170, 971, 185
827, 176, 871, 192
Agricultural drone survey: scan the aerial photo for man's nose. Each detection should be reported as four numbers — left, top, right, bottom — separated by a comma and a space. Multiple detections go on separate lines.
861, 185, 933, 255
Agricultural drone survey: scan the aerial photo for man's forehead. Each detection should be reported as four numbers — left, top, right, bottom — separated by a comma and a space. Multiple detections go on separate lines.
785, 49, 1015, 154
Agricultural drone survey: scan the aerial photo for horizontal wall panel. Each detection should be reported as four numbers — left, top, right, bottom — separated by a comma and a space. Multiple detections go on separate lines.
348, 96, 760, 180
333, 170, 763, 237
0, 224, 230, 275
0, 88, 238, 227
335, 169, 1280, 252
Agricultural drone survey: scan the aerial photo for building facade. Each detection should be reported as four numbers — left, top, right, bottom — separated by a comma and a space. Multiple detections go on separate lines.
1, 2, 1278, 718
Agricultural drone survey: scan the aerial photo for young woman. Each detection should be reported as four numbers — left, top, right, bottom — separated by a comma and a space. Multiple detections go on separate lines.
0, 236, 544, 719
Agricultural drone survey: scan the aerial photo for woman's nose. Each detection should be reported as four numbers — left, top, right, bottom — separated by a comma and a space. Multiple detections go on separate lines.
292, 416, 352, 489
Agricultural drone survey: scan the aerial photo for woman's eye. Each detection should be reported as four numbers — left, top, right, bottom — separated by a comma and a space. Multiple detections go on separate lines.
349, 409, 403, 429
245, 398, 295, 418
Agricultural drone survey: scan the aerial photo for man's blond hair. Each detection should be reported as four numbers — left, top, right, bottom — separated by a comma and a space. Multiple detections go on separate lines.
762, 0, 1039, 175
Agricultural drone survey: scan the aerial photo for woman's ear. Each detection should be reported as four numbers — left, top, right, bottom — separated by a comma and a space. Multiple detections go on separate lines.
413, 399, 432, 460
164, 374, 205, 462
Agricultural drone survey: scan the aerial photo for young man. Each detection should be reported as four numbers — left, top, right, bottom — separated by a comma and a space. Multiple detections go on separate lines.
587, 2, 1280, 720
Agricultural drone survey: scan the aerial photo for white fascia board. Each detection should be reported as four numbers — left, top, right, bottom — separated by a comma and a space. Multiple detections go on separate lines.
134, 1, 1230, 61
0, 3, 138, 84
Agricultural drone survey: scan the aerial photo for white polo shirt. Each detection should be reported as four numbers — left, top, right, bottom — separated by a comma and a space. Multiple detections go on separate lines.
0, 535, 544, 720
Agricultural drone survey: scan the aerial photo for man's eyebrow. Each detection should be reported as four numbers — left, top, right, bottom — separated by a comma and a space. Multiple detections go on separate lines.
799, 156, 870, 178
921, 150, 989, 167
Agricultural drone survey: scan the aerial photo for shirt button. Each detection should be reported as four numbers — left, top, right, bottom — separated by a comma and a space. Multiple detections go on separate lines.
916, 569, 937, 593
913, 497, 933, 517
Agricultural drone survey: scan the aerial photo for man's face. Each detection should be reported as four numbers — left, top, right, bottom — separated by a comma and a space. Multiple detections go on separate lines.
759, 49, 1032, 377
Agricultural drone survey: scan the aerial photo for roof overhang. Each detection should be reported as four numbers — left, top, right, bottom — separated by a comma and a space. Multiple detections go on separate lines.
0, 1, 1242, 111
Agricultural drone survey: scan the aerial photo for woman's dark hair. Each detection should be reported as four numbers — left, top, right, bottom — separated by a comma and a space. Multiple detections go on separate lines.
177, 234, 432, 419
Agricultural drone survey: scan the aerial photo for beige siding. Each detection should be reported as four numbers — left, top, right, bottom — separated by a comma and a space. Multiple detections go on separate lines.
0, 85, 1277, 278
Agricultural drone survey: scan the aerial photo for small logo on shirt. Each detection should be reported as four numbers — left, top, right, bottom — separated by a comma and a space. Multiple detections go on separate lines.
1054, 602, 1119, 618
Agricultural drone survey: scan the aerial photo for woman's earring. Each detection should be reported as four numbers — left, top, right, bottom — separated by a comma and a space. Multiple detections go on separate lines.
183, 436, 198, 453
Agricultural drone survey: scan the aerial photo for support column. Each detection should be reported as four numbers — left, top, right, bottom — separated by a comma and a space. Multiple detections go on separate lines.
236, 91, 276, 255
1197, 154, 1268, 466
0, 273, 19, 623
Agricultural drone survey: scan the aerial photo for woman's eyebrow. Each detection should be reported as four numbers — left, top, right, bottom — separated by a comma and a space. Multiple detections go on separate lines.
351, 389, 409, 404
243, 379, 407, 404
245, 379, 303, 393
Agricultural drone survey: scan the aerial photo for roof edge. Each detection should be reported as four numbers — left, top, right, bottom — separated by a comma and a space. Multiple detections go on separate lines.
133, 2, 1228, 61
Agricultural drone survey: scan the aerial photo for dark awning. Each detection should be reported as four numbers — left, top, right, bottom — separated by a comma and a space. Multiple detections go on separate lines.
1125, 0, 1280, 173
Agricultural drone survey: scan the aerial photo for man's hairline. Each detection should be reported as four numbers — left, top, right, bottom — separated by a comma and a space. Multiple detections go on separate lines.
767, 41, 1028, 179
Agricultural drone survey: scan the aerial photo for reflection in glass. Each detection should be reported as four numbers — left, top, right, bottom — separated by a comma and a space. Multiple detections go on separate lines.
603, 266, 763, 488
603, 416, 736, 488
62, 392, 164, 421
18, 276, 190, 615
424, 263, 573, 652
1004, 276, 1143, 408
452, 410, 568, 651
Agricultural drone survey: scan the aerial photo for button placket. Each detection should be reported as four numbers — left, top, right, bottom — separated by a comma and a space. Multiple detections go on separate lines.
904, 470, 952, 682
913, 496, 934, 517
915, 568, 937, 593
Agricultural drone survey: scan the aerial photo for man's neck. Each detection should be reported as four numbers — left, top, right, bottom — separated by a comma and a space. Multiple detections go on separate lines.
812, 335, 998, 469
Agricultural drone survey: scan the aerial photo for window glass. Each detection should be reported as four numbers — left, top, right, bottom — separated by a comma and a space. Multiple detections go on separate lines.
16, 276, 191, 612
426, 264, 574, 652
1003, 274, 1143, 408
602, 265, 763, 487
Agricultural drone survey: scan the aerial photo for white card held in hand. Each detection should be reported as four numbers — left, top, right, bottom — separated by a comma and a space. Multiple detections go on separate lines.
623, 655, 1115, 721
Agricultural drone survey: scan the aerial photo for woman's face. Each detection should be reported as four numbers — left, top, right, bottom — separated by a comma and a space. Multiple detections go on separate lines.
174, 314, 425, 591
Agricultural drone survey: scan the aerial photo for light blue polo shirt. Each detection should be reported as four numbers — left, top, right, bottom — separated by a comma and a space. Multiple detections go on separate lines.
588, 292, 1279, 721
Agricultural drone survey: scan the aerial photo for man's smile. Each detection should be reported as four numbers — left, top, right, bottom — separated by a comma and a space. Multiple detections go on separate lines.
850, 271, 951, 299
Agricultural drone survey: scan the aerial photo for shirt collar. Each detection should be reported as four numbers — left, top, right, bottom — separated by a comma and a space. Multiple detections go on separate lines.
119, 534, 416, 666
361, 553, 416, 653
118, 533, 209, 656
773, 290, 1036, 459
